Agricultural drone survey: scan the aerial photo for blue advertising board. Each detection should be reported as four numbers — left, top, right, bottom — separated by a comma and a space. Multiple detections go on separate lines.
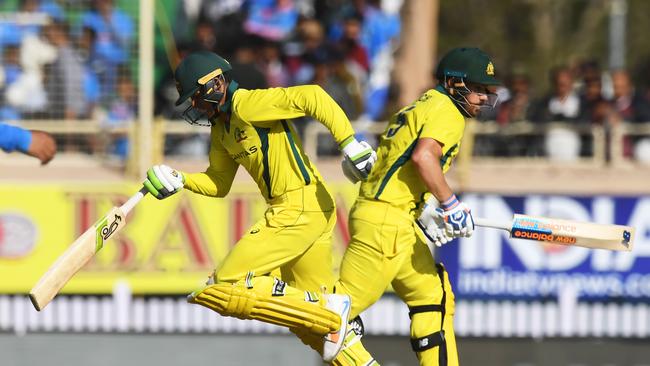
438, 194, 650, 301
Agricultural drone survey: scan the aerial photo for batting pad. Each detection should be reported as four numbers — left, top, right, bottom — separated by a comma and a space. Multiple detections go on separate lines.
188, 280, 341, 336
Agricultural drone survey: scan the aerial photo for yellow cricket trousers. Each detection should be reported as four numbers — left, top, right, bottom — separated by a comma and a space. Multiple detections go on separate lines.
215, 182, 336, 293
335, 198, 458, 366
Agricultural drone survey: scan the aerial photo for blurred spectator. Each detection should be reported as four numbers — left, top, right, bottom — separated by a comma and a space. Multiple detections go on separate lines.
611, 69, 650, 123
259, 40, 290, 87
42, 21, 86, 119
103, 71, 136, 159
193, 19, 218, 52
578, 75, 612, 125
229, 37, 268, 90
285, 17, 326, 85
80, 0, 134, 65
79, 0, 134, 99
530, 66, 581, 123
77, 26, 102, 113
310, 47, 359, 120
0, 0, 62, 49
244, 0, 299, 41
6, 28, 57, 115
496, 72, 533, 124
339, 11, 369, 73
337, 0, 400, 121
0, 45, 23, 120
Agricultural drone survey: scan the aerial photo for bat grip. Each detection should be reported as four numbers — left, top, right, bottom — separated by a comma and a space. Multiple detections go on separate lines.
474, 217, 512, 232
120, 187, 149, 215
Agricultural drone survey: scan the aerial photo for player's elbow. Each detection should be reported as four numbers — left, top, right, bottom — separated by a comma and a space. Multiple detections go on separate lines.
411, 149, 434, 168
215, 187, 230, 198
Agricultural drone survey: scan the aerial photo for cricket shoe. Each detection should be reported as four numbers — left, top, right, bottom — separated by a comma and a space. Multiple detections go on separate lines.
322, 294, 351, 362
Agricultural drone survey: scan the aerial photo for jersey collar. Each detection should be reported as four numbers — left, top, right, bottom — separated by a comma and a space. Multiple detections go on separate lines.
219, 80, 239, 114
435, 84, 471, 118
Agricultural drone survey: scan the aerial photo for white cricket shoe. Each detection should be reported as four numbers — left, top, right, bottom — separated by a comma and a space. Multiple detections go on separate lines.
322, 294, 351, 362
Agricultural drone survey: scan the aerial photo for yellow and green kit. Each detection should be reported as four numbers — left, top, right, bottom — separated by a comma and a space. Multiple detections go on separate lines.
183, 83, 376, 364
336, 86, 465, 366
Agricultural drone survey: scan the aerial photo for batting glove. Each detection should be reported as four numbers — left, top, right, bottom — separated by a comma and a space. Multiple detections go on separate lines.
416, 197, 453, 247
437, 194, 474, 238
143, 164, 185, 200
340, 136, 377, 182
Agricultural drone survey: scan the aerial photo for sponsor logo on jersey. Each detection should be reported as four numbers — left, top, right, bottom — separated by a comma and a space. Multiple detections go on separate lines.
234, 127, 248, 142
230, 146, 258, 160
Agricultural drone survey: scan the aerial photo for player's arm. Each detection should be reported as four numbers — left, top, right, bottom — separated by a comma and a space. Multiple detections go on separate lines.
144, 138, 239, 199
236, 86, 376, 181
0, 123, 57, 165
184, 141, 239, 197
412, 137, 474, 239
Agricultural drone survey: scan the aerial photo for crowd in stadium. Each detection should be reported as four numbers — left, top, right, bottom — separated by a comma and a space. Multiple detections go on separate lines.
2, 0, 650, 160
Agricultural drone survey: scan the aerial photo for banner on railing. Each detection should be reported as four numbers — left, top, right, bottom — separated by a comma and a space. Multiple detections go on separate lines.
0, 184, 359, 294
439, 194, 650, 300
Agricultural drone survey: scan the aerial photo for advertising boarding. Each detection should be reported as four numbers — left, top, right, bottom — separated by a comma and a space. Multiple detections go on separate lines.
438, 194, 650, 301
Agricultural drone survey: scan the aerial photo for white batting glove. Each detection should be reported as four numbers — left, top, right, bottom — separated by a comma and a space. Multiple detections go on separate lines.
416, 197, 453, 247
143, 164, 185, 200
437, 194, 474, 238
340, 137, 377, 182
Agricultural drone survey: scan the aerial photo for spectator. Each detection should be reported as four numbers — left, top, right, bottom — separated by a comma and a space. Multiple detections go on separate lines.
496, 72, 533, 124
578, 75, 612, 125
0, 45, 23, 120
259, 39, 290, 87
530, 66, 581, 123
611, 69, 650, 123
80, 0, 134, 65
42, 21, 86, 119
193, 19, 218, 52
0, 0, 62, 49
229, 37, 268, 90
285, 17, 326, 85
310, 47, 359, 120
338, 11, 369, 73
244, 0, 299, 41
103, 72, 136, 159
77, 26, 102, 113
79, 0, 134, 98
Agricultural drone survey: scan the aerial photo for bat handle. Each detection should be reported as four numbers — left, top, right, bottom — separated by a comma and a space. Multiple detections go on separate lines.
120, 186, 149, 215
474, 217, 512, 232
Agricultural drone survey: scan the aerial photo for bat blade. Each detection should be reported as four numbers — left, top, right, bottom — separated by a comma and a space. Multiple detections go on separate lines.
510, 214, 634, 251
29, 207, 126, 311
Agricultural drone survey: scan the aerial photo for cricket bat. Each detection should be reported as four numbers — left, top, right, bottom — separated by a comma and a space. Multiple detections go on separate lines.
29, 187, 148, 311
474, 214, 634, 251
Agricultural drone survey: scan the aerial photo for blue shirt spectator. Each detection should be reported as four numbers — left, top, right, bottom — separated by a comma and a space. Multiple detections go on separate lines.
80, 0, 134, 65
244, 0, 298, 41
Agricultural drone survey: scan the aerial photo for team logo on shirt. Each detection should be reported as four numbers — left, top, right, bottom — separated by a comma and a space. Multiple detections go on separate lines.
234, 127, 248, 142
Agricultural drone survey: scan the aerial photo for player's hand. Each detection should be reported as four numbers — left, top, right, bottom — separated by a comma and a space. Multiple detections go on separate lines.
143, 164, 185, 200
340, 137, 377, 182
27, 130, 57, 165
436, 194, 474, 238
416, 197, 453, 247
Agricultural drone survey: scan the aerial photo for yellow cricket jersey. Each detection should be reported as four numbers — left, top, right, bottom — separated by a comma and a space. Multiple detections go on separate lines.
183, 84, 355, 200
360, 86, 465, 212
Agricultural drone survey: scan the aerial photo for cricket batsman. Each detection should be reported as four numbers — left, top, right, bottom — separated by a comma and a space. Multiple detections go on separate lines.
142, 51, 377, 362
331, 47, 500, 365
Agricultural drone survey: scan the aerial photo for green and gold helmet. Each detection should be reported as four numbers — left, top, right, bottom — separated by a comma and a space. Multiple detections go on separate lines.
435, 47, 500, 86
174, 51, 232, 106
174, 51, 232, 125
435, 47, 500, 116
